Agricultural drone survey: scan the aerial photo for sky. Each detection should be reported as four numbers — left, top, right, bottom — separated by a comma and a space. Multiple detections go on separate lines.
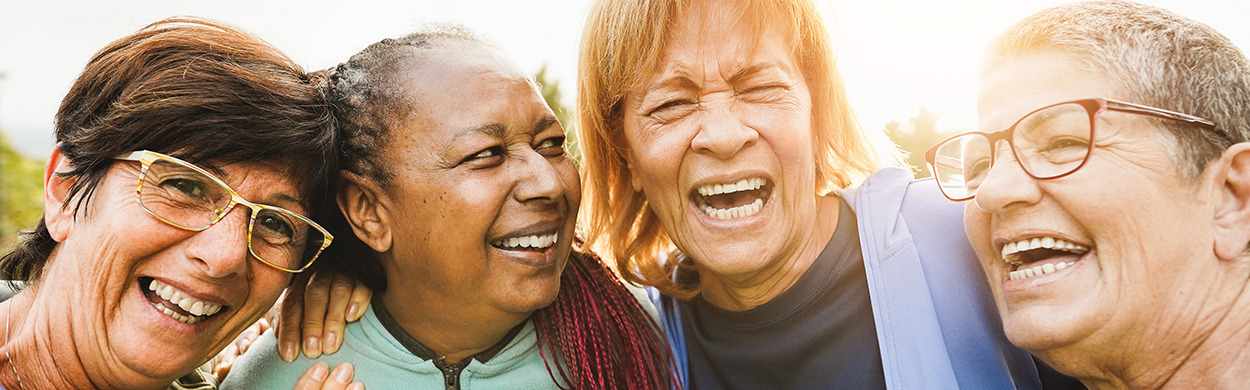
1, 0, 1247, 160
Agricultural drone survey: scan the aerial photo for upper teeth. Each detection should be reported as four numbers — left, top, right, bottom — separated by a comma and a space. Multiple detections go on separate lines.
697, 178, 765, 197
147, 279, 223, 323
493, 233, 558, 250
1001, 236, 1089, 265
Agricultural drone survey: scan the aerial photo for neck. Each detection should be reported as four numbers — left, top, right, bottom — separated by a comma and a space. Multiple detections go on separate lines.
697, 195, 841, 311
1048, 268, 1250, 389
380, 286, 529, 365
0, 288, 99, 390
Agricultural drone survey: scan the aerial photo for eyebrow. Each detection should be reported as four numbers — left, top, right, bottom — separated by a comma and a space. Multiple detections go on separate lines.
446, 123, 508, 148
725, 62, 790, 85
533, 116, 559, 134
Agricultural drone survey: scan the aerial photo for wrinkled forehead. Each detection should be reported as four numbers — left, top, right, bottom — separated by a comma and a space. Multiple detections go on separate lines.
635, 0, 800, 89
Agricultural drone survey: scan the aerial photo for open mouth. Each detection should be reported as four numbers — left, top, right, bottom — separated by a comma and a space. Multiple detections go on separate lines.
490, 233, 558, 252
692, 178, 772, 220
1001, 237, 1090, 281
139, 277, 225, 325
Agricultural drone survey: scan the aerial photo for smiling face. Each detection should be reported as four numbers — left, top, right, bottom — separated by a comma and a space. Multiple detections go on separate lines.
41, 155, 296, 384
373, 42, 578, 315
967, 53, 1224, 358
621, 0, 826, 282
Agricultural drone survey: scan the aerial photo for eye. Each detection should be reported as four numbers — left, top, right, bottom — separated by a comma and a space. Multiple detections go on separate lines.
462, 146, 505, 167
536, 136, 566, 158
254, 211, 298, 243
647, 99, 697, 122
739, 84, 786, 97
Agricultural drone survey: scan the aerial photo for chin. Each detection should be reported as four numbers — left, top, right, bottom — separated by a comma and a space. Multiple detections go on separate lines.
1001, 306, 1092, 354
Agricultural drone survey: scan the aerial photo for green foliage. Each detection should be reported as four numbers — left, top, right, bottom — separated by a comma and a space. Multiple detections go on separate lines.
885, 107, 962, 179
0, 131, 45, 252
535, 65, 581, 167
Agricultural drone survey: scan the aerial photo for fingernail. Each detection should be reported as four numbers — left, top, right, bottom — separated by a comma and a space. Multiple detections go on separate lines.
333, 362, 354, 383
347, 303, 360, 321
281, 343, 297, 363
325, 332, 338, 354
309, 362, 329, 381
305, 337, 321, 358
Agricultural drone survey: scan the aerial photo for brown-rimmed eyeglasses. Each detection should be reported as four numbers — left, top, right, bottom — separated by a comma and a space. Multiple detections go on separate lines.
924, 98, 1216, 201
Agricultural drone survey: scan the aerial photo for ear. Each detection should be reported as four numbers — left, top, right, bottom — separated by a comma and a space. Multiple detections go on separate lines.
1212, 143, 1250, 261
623, 152, 643, 193
338, 170, 393, 253
43, 146, 77, 242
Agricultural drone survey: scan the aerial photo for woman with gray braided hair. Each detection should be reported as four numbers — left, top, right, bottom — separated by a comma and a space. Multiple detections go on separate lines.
223, 24, 678, 390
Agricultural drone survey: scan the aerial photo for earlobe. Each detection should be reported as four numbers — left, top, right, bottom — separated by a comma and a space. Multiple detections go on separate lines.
43, 146, 77, 242
1212, 143, 1250, 261
338, 171, 393, 253
624, 153, 643, 193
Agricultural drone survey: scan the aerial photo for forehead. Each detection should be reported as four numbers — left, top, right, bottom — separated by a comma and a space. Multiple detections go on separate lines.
655, 0, 797, 78
978, 53, 1114, 131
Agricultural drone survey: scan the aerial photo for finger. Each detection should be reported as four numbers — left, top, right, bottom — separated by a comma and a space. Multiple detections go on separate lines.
302, 269, 335, 359
322, 271, 356, 355
346, 279, 372, 322
213, 343, 239, 382
290, 362, 332, 390
278, 273, 310, 362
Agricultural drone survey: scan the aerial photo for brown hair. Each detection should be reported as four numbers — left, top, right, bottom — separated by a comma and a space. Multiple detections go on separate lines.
0, 17, 337, 281
576, 0, 902, 298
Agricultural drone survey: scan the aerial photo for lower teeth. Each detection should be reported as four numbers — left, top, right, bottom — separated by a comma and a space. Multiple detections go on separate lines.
153, 302, 202, 324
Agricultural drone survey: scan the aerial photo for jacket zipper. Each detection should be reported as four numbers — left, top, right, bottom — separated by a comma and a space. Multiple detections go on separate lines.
436, 359, 469, 390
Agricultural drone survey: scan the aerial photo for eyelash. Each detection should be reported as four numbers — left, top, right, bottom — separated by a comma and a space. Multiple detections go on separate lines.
537, 136, 566, 157
464, 146, 504, 166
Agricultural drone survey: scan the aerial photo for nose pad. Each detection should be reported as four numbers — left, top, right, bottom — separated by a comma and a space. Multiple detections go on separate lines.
185, 206, 251, 278
974, 140, 1043, 213
690, 103, 759, 159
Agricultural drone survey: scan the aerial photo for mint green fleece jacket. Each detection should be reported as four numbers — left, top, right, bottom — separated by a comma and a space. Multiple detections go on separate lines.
220, 305, 563, 390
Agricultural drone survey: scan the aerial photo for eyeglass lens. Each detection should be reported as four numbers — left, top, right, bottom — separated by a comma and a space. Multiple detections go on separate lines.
932, 101, 1093, 199
138, 159, 324, 271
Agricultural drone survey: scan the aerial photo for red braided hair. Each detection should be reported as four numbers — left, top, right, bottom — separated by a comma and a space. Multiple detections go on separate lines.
531, 248, 681, 389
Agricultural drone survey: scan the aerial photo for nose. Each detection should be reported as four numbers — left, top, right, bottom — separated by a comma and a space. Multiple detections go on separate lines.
690, 100, 759, 159
512, 149, 567, 205
974, 140, 1044, 213
184, 205, 250, 278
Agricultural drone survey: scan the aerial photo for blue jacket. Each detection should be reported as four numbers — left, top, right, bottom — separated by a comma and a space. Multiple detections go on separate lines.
651, 168, 1040, 389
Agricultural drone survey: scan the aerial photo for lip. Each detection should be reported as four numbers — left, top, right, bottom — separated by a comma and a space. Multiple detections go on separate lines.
138, 276, 230, 333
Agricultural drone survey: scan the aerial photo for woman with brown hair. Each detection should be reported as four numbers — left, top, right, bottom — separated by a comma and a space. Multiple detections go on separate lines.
0, 17, 361, 390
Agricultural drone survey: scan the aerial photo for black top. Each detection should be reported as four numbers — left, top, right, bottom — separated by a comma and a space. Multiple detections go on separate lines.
680, 197, 886, 390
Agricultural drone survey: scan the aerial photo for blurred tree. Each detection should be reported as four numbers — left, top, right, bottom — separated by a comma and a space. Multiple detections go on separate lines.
535, 65, 581, 167
885, 106, 961, 179
0, 130, 45, 252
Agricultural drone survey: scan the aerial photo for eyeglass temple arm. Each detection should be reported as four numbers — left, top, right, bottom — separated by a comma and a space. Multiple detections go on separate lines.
1107, 101, 1216, 127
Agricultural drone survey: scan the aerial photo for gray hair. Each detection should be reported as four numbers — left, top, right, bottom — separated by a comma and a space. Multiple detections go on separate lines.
325, 23, 494, 184
983, 0, 1250, 178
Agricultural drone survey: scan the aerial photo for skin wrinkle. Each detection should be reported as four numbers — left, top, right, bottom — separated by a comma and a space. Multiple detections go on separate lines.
971, 50, 1250, 388
621, 0, 836, 311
